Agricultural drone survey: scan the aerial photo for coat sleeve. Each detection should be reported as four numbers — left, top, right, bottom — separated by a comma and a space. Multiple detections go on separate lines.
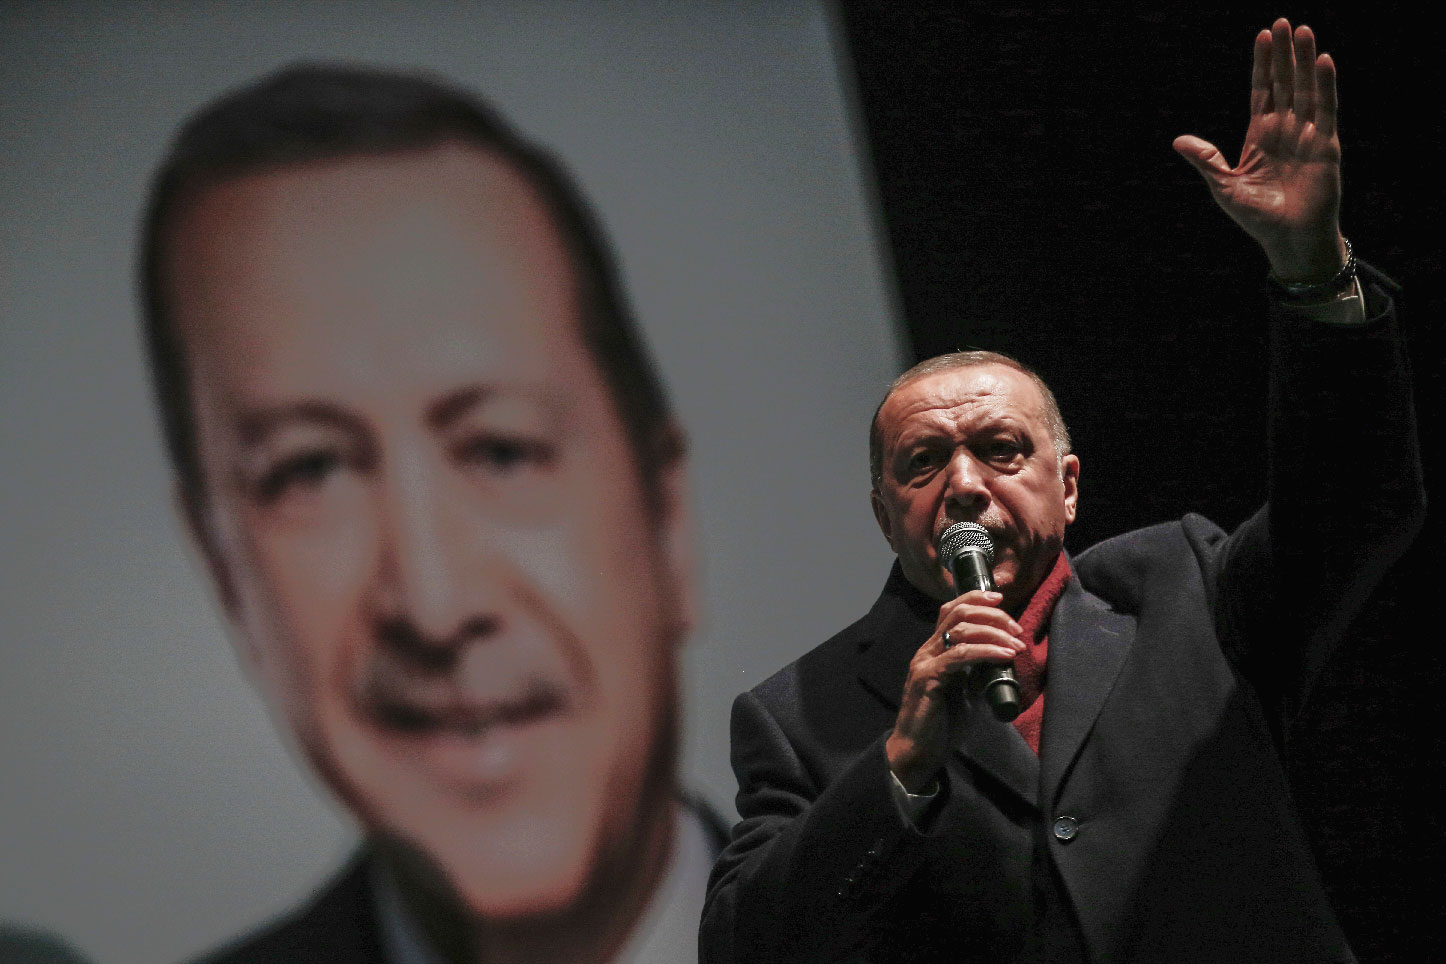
1203, 263, 1426, 720
699, 687, 939, 964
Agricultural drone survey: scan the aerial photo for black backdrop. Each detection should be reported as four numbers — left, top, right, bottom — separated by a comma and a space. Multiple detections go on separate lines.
838, 4, 1439, 960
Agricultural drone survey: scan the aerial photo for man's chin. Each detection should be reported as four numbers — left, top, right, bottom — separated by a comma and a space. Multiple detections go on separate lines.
448, 850, 595, 920
319, 730, 606, 916
394, 805, 603, 919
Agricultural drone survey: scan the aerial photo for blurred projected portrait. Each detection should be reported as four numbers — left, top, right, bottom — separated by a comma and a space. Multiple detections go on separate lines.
139, 66, 721, 964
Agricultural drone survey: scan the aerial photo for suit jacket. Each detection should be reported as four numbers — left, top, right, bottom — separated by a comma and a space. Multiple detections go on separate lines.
195, 795, 729, 964
701, 274, 1424, 964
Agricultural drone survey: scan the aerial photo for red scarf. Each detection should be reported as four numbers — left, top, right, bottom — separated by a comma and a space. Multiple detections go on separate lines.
1010, 551, 1071, 754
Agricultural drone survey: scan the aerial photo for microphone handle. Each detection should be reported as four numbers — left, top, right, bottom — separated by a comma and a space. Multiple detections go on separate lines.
948, 548, 1022, 722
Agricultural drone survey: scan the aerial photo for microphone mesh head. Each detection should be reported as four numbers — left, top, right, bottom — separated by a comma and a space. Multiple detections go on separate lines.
938, 522, 994, 567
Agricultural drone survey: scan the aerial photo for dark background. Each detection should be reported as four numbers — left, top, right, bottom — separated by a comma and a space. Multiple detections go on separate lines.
839, 3, 1438, 961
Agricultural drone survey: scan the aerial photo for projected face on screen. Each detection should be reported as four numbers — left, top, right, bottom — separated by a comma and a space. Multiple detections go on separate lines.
159, 142, 691, 917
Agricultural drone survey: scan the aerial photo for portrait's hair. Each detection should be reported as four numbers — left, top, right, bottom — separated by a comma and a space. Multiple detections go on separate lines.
139, 64, 676, 507
868, 350, 1071, 488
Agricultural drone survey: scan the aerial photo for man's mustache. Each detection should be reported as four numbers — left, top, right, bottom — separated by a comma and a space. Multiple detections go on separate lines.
355, 616, 571, 732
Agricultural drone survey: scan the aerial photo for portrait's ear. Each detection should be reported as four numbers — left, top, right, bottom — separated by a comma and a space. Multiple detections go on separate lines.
1061, 453, 1080, 524
870, 487, 897, 552
652, 422, 697, 640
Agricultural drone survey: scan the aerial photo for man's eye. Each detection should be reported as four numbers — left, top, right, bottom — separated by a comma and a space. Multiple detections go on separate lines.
456, 435, 554, 474
256, 450, 343, 502
983, 441, 1021, 462
907, 450, 939, 473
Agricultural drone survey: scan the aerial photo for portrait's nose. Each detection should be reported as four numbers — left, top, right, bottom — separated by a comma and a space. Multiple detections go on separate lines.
942, 448, 991, 517
373, 451, 492, 649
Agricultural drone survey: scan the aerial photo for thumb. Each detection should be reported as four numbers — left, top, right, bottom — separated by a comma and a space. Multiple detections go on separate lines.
1172, 135, 1232, 183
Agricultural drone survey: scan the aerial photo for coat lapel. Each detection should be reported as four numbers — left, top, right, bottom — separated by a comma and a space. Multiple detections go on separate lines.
855, 563, 1039, 812
1038, 576, 1136, 806
953, 693, 1040, 811
854, 565, 934, 714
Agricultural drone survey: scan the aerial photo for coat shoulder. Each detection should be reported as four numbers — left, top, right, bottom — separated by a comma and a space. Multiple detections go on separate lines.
748, 600, 879, 716
1072, 513, 1227, 612
190, 856, 384, 964
750, 562, 932, 707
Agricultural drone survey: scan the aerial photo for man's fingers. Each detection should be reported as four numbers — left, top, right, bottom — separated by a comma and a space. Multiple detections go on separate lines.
936, 619, 1023, 660
938, 596, 1019, 632
1292, 25, 1317, 123
1270, 18, 1295, 114
943, 588, 1003, 608
1172, 135, 1231, 182
933, 641, 1019, 679
1250, 28, 1273, 116
1316, 52, 1338, 139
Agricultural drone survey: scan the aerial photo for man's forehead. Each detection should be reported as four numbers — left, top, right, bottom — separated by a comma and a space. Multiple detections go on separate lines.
164, 142, 591, 398
164, 140, 569, 292
882, 364, 1045, 437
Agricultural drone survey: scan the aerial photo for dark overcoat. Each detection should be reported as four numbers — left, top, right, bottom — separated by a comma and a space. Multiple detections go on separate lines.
701, 273, 1423, 964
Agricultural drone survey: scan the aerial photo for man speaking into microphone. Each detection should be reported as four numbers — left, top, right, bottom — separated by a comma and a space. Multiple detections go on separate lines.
701, 18, 1424, 964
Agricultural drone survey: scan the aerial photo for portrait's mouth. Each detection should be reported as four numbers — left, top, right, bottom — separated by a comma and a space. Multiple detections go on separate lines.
357, 672, 573, 796
369, 678, 567, 735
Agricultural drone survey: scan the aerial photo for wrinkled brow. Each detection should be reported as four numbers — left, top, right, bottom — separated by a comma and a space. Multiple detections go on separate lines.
893, 408, 1026, 450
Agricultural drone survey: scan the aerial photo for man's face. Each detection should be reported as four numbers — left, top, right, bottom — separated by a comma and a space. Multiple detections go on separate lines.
162, 144, 690, 916
870, 364, 1079, 610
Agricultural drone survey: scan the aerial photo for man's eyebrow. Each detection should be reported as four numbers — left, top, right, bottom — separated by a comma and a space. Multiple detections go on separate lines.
894, 429, 942, 450
425, 384, 569, 431
893, 418, 950, 447
427, 385, 492, 430
894, 413, 1024, 448
236, 401, 367, 444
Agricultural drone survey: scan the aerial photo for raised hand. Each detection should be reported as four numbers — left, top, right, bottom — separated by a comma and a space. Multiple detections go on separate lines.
1173, 18, 1346, 282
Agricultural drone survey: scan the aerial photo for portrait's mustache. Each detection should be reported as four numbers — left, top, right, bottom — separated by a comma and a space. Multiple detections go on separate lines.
355, 618, 571, 733
363, 674, 568, 734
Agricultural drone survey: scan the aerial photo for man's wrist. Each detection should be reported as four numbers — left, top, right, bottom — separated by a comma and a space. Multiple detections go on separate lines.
885, 734, 938, 794
891, 766, 940, 796
1263, 230, 1349, 281
1268, 236, 1356, 302
1275, 274, 1367, 325
888, 768, 939, 826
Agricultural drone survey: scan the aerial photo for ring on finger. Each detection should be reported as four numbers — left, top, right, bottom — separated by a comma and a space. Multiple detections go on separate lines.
942, 629, 953, 649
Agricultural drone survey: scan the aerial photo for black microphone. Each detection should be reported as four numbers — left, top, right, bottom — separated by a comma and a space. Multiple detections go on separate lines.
938, 522, 1022, 722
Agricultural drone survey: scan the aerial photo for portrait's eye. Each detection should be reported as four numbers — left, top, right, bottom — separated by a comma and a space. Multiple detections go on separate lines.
254, 448, 345, 503
455, 433, 555, 476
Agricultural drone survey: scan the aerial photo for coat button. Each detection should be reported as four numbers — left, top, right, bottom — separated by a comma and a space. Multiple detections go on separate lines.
1052, 816, 1079, 841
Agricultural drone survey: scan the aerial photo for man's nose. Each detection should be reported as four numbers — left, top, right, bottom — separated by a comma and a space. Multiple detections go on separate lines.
374, 453, 494, 649
942, 449, 991, 515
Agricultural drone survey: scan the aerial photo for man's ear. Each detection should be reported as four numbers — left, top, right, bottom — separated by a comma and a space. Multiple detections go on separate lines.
1061, 453, 1080, 525
870, 486, 897, 552
650, 422, 697, 639
176, 481, 241, 617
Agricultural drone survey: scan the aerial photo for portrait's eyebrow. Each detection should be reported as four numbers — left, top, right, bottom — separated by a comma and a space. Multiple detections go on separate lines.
236, 401, 368, 446
425, 383, 570, 431
427, 385, 493, 430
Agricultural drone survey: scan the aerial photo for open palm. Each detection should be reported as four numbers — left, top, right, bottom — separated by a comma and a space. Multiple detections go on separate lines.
1174, 19, 1345, 280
